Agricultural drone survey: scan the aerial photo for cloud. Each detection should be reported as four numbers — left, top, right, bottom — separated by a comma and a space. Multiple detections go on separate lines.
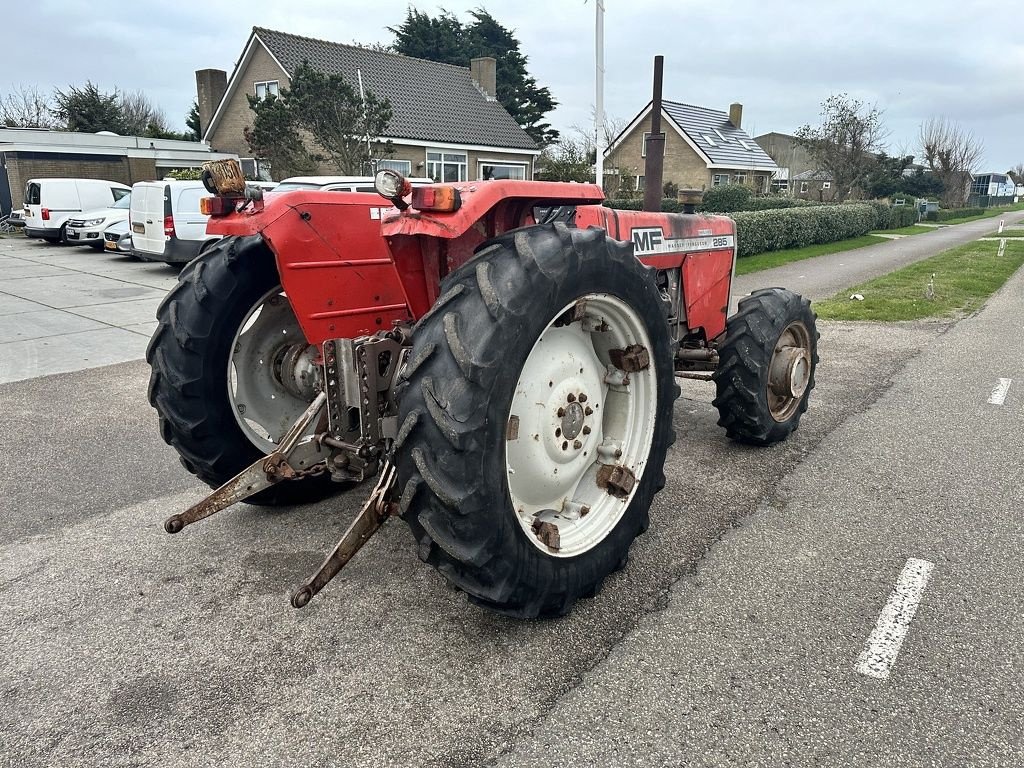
4, 0, 1021, 169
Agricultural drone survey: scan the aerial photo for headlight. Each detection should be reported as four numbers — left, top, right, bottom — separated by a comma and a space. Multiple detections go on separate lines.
84, 217, 106, 227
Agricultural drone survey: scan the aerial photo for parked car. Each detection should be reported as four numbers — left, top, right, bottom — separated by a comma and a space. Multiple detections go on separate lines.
102, 219, 133, 254
66, 192, 132, 250
7, 208, 25, 228
22, 179, 130, 243
130, 180, 219, 265
272, 175, 434, 193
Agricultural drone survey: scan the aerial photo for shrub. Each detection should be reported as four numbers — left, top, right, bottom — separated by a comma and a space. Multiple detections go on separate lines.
700, 183, 752, 212
927, 207, 986, 222
729, 204, 877, 257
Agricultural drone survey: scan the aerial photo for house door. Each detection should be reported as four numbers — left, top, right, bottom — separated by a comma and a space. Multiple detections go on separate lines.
0, 156, 13, 215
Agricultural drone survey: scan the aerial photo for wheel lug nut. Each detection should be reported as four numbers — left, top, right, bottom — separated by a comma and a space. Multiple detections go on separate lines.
579, 393, 587, 402
582, 426, 591, 435
557, 407, 565, 417
555, 428, 562, 437
584, 406, 593, 416
573, 440, 582, 449
566, 393, 576, 402
562, 441, 569, 450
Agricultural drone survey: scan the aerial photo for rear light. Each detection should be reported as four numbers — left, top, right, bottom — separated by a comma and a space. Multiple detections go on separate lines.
411, 186, 462, 213
41, 208, 50, 221
199, 196, 236, 216
163, 215, 175, 238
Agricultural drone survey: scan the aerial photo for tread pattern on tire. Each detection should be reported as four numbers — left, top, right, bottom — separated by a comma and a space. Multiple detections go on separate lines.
711, 287, 819, 446
146, 235, 334, 505
394, 222, 679, 618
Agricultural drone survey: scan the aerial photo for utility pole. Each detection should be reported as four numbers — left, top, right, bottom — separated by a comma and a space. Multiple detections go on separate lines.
594, 0, 605, 192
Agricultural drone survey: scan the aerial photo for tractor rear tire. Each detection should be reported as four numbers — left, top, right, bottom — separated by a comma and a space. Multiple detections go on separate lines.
712, 287, 819, 446
394, 223, 678, 618
147, 235, 336, 505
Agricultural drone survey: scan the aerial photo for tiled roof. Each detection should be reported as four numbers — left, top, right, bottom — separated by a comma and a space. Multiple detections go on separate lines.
792, 169, 834, 180
253, 27, 538, 151
662, 101, 777, 169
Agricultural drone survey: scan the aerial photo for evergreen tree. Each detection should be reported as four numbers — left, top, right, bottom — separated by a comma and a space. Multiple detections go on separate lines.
52, 82, 124, 133
185, 101, 201, 140
390, 8, 558, 145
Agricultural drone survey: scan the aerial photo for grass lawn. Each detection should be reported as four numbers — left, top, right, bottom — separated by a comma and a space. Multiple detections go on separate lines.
982, 229, 1024, 238
869, 225, 933, 236
813, 239, 1024, 321
735, 235, 886, 276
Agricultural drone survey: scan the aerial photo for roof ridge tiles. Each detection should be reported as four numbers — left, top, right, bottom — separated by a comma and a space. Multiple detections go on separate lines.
252, 26, 476, 75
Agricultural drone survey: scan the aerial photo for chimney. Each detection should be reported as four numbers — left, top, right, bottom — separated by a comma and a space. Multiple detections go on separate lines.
195, 69, 228, 140
470, 57, 497, 100
728, 102, 743, 129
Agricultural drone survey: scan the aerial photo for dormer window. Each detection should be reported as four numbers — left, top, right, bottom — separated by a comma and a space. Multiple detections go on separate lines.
702, 134, 718, 146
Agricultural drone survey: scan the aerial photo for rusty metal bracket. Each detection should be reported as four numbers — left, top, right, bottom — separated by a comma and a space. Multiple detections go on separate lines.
597, 464, 637, 499
609, 344, 650, 372
290, 459, 398, 608
163, 392, 327, 534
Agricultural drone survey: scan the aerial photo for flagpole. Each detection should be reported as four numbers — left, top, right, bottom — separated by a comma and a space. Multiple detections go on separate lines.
594, 0, 605, 191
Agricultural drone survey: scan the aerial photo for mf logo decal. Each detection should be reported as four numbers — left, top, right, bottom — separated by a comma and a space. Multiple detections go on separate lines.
630, 227, 734, 256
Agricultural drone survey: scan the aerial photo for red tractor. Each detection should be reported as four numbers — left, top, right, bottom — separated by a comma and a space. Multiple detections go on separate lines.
148, 160, 817, 618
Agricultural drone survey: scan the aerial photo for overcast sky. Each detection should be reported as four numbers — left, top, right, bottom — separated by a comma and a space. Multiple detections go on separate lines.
4, 0, 1022, 170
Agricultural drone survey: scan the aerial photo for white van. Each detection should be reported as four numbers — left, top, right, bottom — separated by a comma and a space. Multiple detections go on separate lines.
130, 180, 218, 265
23, 179, 131, 242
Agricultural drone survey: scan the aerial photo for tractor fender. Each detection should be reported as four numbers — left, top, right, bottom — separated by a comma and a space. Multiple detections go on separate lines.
381, 180, 605, 239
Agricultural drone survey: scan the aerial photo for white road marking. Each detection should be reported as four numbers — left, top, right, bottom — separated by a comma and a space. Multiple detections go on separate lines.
997, 238, 1007, 258
855, 558, 934, 679
988, 378, 1012, 405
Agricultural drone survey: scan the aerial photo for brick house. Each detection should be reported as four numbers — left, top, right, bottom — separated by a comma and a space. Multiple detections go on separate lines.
603, 100, 777, 196
199, 27, 540, 181
791, 169, 837, 202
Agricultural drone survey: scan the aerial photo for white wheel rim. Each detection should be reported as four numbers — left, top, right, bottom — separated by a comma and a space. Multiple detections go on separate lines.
227, 286, 318, 452
505, 294, 658, 557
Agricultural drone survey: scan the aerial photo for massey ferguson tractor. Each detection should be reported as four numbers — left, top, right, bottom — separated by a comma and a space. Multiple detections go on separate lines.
147, 159, 818, 619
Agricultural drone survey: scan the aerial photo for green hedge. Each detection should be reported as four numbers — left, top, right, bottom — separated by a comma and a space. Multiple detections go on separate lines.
926, 207, 986, 222
729, 204, 878, 257
849, 199, 918, 229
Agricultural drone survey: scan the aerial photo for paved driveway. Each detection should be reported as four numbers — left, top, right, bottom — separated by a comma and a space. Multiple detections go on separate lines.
0, 235, 179, 383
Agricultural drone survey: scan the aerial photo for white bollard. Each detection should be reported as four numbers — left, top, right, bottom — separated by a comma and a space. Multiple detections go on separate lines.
998, 219, 1004, 233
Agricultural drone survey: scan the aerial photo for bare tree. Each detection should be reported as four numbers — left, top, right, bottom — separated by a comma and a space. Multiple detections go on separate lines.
120, 89, 169, 135
0, 84, 57, 128
1007, 162, 1024, 186
919, 117, 984, 207
795, 94, 888, 201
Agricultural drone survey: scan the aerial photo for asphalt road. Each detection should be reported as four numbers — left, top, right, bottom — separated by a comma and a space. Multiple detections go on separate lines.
733, 208, 1024, 301
2, 224, 1022, 766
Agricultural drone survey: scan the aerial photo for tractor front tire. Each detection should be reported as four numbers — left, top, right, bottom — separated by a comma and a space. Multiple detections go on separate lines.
147, 235, 335, 505
712, 287, 819, 446
395, 223, 678, 618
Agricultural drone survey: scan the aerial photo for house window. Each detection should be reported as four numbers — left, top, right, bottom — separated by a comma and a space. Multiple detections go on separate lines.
636, 175, 645, 191
426, 150, 467, 182
479, 162, 526, 180
822, 181, 831, 189
712, 173, 730, 186
377, 159, 412, 175
640, 132, 666, 158
800, 181, 809, 193
254, 80, 279, 100
735, 172, 747, 185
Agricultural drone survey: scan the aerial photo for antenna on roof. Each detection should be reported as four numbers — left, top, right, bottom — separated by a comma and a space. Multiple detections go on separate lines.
357, 68, 372, 173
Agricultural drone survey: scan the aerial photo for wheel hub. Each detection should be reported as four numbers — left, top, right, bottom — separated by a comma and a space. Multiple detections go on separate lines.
505, 294, 658, 558
769, 347, 810, 399
560, 401, 586, 439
